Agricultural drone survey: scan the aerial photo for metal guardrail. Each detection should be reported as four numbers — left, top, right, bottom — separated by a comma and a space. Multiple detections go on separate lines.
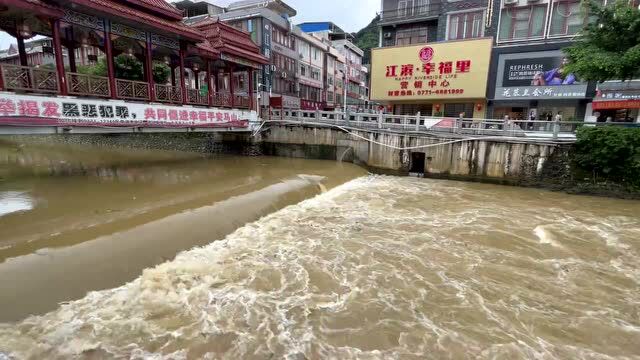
265, 109, 633, 141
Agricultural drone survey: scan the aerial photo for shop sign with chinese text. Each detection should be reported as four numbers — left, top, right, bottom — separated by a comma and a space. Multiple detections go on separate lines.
370, 38, 492, 101
494, 51, 589, 100
0, 93, 254, 128
494, 85, 588, 100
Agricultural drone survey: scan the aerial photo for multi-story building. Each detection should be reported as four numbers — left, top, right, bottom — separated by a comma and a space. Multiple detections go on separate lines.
292, 27, 328, 110
372, 0, 494, 117
486, 0, 597, 122
298, 22, 369, 111
175, 0, 301, 109
0, 38, 101, 68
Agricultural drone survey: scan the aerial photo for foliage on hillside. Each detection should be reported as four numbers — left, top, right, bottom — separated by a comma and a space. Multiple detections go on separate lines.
354, 15, 380, 65
565, 0, 640, 82
573, 127, 640, 188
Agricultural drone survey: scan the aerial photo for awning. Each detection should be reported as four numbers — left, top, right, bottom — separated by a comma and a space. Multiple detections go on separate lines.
0, 0, 64, 18
592, 100, 640, 110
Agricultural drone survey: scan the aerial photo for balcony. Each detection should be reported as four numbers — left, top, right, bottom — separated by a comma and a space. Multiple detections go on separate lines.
1, 64, 59, 94
155, 84, 182, 104
379, 4, 442, 25
67, 73, 110, 98
0, 64, 252, 110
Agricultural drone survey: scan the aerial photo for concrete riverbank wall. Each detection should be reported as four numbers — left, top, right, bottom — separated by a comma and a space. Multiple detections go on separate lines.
1, 127, 571, 187
260, 124, 570, 186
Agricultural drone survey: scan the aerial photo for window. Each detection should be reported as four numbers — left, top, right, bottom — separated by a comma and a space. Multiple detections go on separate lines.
311, 68, 321, 81
549, 0, 584, 36
327, 91, 334, 102
448, 11, 484, 40
396, 26, 428, 45
499, 5, 547, 41
328, 75, 334, 86
271, 26, 294, 49
300, 64, 306, 77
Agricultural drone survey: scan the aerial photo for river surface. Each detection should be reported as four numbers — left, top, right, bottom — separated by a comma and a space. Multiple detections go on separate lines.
0, 139, 639, 359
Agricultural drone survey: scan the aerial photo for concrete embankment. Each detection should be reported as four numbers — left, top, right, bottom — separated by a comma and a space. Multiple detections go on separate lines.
260, 124, 571, 187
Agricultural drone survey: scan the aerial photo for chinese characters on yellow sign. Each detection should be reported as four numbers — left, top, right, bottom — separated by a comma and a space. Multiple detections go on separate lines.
371, 38, 492, 101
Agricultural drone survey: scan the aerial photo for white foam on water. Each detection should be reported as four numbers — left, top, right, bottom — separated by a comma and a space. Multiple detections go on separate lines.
533, 225, 563, 248
0, 191, 34, 218
1, 176, 639, 359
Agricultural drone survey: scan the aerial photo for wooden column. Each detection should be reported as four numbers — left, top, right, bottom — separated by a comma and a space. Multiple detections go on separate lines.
248, 68, 254, 111
104, 21, 117, 99
145, 36, 155, 101
229, 65, 235, 108
206, 60, 212, 107
17, 37, 28, 66
179, 43, 187, 104
51, 19, 67, 95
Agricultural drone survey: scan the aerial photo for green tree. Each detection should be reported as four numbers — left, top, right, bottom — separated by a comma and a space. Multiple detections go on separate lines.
354, 15, 380, 65
152, 61, 170, 84
114, 54, 143, 81
564, 0, 640, 82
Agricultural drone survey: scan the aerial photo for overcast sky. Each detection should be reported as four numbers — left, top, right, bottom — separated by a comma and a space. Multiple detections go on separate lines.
0, 0, 380, 49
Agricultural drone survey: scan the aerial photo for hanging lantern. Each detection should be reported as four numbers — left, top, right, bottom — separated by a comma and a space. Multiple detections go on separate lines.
126, 47, 134, 57
17, 23, 32, 38
476, 103, 483, 112
163, 56, 170, 65
192, 63, 199, 72
80, 37, 89, 48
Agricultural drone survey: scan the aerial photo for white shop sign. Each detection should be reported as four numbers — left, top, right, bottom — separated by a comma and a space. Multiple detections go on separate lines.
0, 93, 255, 128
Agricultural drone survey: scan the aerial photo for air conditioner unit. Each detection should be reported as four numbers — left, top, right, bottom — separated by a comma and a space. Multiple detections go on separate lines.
384, 32, 392, 39
281, 72, 288, 79
270, 64, 277, 71
504, 0, 518, 4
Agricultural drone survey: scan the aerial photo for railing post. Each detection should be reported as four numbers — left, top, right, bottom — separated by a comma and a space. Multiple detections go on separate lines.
206, 60, 213, 107
105, 21, 117, 99
378, 111, 383, 129
229, 65, 235, 108
415, 111, 421, 131
51, 19, 67, 96
315, 109, 320, 121
345, 109, 351, 125
403, 115, 408, 131
145, 34, 155, 102
179, 43, 187, 104
553, 118, 560, 140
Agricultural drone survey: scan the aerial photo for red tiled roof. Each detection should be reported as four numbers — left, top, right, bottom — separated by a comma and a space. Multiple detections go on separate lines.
68, 0, 203, 41
194, 19, 269, 66
0, 0, 64, 17
124, 0, 184, 21
195, 42, 220, 58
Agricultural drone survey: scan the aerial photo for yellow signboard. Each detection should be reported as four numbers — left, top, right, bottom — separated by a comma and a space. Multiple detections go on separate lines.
371, 38, 492, 101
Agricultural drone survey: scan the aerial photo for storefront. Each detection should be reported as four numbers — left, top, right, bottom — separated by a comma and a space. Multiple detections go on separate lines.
591, 82, 640, 123
370, 38, 493, 118
490, 50, 592, 122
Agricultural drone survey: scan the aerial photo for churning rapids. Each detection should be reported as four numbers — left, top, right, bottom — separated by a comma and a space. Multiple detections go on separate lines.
1, 148, 640, 359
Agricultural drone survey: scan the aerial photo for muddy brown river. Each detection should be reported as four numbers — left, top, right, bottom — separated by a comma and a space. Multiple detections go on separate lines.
0, 138, 639, 359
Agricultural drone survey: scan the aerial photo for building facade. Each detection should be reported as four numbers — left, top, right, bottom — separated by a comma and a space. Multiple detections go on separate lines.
486, 0, 597, 122
298, 22, 370, 111
374, 0, 494, 117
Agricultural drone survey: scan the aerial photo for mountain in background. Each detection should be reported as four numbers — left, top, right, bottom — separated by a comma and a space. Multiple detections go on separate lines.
353, 15, 380, 65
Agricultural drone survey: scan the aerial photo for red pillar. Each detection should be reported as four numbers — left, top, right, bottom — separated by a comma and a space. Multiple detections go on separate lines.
104, 21, 117, 99
17, 37, 28, 66
229, 65, 235, 108
206, 60, 212, 107
179, 44, 187, 104
51, 19, 67, 95
248, 68, 254, 111
145, 37, 155, 101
